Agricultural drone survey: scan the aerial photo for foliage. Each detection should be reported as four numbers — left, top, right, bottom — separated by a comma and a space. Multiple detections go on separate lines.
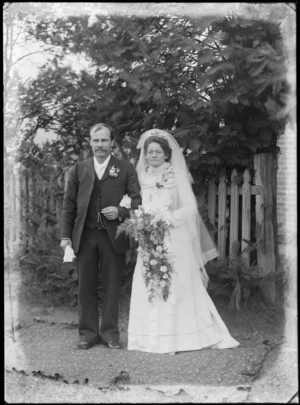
206, 221, 291, 311
206, 240, 262, 311
17, 144, 74, 307
17, 13, 290, 181
19, 229, 79, 308
11, 8, 292, 305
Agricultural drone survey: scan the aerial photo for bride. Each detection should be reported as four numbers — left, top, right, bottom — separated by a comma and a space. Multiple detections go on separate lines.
127, 129, 239, 354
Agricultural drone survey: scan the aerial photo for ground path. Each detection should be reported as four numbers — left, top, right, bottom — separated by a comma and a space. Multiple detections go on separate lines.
5, 269, 298, 403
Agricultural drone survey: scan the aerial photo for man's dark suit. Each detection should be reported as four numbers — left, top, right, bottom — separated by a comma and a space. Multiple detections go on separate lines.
61, 155, 141, 346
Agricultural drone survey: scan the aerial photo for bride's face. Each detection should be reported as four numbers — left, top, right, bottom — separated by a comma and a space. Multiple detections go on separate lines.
146, 142, 167, 168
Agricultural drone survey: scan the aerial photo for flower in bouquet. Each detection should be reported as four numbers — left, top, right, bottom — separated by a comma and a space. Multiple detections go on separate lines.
116, 203, 175, 303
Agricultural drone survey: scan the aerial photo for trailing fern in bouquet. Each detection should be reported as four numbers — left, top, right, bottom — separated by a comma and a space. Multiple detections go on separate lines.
116, 202, 175, 303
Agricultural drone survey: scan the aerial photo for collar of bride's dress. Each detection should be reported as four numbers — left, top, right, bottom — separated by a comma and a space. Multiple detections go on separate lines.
146, 162, 171, 174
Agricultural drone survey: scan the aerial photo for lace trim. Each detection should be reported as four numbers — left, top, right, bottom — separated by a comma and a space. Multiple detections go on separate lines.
146, 162, 171, 175
142, 163, 175, 191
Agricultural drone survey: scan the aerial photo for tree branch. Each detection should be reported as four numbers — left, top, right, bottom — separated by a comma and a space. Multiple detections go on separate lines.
198, 41, 218, 51
11, 22, 26, 47
11, 47, 55, 67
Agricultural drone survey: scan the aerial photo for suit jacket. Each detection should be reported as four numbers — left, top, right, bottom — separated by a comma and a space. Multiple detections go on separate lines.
61, 155, 141, 255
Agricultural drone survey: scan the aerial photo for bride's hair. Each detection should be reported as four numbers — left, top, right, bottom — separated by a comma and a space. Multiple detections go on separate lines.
143, 135, 172, 162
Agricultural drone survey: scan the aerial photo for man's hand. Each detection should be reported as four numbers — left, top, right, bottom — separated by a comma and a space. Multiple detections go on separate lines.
60, 239, 72, 252
101, 206, 119, 220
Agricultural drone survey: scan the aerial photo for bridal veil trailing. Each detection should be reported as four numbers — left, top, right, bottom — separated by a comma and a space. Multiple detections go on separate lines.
136, 128, 218, 287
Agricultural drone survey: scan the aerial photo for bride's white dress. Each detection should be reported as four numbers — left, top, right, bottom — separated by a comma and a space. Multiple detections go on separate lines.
127, 163, 239, 353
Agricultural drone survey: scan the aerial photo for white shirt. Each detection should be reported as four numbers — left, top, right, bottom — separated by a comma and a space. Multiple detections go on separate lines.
94, 155, 111, 180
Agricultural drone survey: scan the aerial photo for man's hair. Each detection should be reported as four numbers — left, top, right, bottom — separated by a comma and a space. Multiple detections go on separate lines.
90, 123, 114, 140
143, 135, 172, 162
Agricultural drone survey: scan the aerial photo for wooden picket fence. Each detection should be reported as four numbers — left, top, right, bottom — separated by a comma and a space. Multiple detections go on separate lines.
195, 154, 277, 302
5, 154, 277, 294
198, 167, 261, 264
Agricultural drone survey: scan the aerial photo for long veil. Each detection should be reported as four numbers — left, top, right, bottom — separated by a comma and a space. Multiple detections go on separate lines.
136, 129, 219, 288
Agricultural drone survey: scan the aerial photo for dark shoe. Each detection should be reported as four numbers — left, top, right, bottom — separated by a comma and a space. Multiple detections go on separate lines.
75, 342, 91, 350
107, 341, 121, 350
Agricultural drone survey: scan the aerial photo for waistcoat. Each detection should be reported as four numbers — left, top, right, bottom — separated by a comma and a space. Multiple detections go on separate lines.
84, 173, 106, 230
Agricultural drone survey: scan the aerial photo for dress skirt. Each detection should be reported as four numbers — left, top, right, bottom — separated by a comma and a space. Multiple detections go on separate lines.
127, 222, 239, 353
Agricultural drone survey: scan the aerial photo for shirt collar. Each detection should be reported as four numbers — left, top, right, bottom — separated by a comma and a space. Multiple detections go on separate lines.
94, 154, 111, 169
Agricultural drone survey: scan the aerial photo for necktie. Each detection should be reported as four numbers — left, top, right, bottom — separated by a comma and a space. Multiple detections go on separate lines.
96, 164, 105, 180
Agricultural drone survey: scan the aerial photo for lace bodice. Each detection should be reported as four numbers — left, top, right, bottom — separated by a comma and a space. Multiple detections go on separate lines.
139, 163, 179, 212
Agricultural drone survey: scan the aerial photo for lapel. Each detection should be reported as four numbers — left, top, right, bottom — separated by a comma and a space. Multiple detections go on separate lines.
100, 155, 119, 183
85, 157, 95, 181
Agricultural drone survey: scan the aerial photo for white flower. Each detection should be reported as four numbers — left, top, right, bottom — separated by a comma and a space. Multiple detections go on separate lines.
150, 259, 157, 266
150, 218, 158, 226
156, 245, 163, 253
160, 265, 168, 272
109, 165, 120, 177
163, 273, 168, 279
119, 194, 131, 209
135, 207, 143, 218
87, 14, 98, 27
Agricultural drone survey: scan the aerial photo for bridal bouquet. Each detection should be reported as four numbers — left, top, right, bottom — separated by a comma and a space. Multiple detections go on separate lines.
116, 202, 175, 303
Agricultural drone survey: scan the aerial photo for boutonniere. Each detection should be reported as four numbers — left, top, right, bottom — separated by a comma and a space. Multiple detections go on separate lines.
109, 165, 120, 178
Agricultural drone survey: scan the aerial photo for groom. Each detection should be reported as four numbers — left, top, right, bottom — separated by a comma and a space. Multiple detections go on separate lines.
60, 123, 141, 350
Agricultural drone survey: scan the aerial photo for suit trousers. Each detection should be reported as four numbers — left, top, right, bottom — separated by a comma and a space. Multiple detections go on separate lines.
77, 227, 125, 346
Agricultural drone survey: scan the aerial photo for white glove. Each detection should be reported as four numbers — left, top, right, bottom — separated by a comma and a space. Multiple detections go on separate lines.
63, 245, 76, 263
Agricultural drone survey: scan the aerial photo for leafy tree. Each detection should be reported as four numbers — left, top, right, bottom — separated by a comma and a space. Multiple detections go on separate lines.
13, 5, 294, 308
18, 13, 289, 182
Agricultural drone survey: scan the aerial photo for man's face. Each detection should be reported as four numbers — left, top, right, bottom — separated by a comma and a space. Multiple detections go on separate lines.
90, 127, 112, 162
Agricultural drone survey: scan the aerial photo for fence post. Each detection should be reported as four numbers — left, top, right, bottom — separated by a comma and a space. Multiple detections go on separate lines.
27, 174, 34, 249
4, 159, 13, 258
198, 186, 205, 210
217, 169, 227, 260
254, 153, 277, 303
9, 164, 16, 249
229, 169, 239, 258
12, 164, 22, 254
49, 173, 55, 214
55, 174, 63, 227
242, 169, 251, 266
19, 167, 27, 254
208, 178, 217, 231
64, 168, 71, 192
